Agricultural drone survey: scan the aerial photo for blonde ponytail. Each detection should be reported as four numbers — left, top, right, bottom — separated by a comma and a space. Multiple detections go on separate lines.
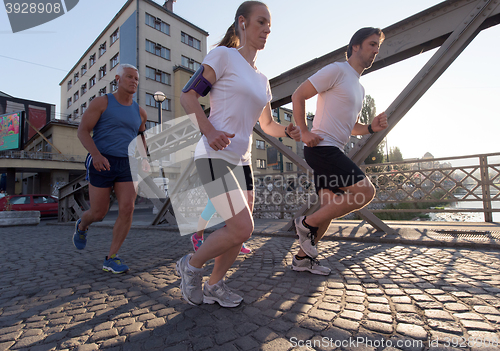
217, 23, 240, 48
216, 1, 267, 48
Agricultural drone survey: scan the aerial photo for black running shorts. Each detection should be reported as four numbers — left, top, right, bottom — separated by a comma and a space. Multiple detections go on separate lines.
195, 158, 254, 199
304, 146, 366, 195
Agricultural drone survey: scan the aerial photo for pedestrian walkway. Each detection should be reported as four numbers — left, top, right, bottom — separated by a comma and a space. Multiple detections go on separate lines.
1, 216, 500, 350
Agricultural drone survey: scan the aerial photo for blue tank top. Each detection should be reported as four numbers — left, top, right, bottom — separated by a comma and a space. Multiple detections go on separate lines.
92, 94, 142, 157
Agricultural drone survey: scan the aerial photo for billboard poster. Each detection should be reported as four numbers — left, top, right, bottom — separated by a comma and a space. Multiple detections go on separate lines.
0, 111, 22, 151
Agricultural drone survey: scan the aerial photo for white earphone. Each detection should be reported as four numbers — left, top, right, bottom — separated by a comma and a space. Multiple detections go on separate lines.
242, 22, 245, 30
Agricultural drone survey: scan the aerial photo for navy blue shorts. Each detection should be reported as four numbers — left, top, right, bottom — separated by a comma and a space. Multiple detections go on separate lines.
304, 146, 365, 195
85, 153, 134, 188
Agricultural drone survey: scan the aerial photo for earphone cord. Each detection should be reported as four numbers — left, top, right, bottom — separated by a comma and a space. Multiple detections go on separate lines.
237, 24, 246, 51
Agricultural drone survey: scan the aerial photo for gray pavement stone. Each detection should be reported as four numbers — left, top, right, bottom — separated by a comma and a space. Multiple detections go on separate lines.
3, 221, 500, 350
395, 323, 428, 340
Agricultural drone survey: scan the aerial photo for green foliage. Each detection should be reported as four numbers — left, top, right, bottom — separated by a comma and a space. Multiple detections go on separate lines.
360, 95, 376, 124
389, 146, 404, 162
361, 95, 386, 165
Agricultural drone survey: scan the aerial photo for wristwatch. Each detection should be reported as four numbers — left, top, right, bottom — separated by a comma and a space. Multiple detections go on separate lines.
368, 124, 375, 134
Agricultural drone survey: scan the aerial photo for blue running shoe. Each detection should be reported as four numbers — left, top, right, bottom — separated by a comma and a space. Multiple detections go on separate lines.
73, 218, 87, 250
103, 254, 129, 274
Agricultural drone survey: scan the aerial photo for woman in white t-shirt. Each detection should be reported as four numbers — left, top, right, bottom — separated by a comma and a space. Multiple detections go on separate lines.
177, 1, 301, 308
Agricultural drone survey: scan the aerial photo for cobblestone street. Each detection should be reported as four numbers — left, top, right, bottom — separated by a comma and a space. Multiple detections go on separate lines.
1, 221, 500, 350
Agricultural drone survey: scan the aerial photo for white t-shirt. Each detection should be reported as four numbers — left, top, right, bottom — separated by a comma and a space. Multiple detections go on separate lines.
308, 61, 365, 150
194, 46, 272, 165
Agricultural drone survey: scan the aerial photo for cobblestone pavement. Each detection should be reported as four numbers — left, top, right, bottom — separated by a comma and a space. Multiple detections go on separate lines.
1, 222, 500, 351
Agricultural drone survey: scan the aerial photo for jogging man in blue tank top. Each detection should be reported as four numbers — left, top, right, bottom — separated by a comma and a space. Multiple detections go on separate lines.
74, 64, 149, 274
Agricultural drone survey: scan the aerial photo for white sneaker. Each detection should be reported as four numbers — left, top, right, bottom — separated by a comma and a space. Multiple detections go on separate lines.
176, 253, 204, 305
203, 280, 242, 308
292, 255, 331, 276
294, 216, 318, 258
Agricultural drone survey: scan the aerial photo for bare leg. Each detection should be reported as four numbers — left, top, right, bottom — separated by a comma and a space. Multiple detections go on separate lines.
196, 217, 209, 238
79, 185, 111, 230
296, 177, 375, 256
108, 181, 137, 258
208, 191, 254, 285
190, 189, 254, 285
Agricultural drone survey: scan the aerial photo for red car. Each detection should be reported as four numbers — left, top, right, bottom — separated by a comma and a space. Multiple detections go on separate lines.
0, 194, 58, 217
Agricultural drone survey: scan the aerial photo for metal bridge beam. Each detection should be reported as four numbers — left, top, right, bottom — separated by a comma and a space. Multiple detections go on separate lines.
269, 0, 500, 108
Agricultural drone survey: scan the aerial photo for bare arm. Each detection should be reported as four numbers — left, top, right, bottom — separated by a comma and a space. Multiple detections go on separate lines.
291, 80, 323, 147
351, 112, 388, 135
258, 103, 301, 141
137, 107, 150, 172
77, 96, 110, 171
180, 64, 234, 151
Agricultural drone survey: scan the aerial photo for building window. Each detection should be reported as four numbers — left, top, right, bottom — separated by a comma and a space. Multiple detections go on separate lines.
146, 121, 157, 130
73, 108, 79, 119
67, 97, 72, 108
81, 83, 87, 95
89, 53, 96, 67
146, 93, 170, 110
74, 91, 79, 102
74, 72, 79, 83
67, 79, 72, 91
146, 93, 155, 107
161, 99, 171, 111
181, 32, 201, 50
99, 87, 106, 96
146, 66, 170, 85
89, 95, 96, 102
110, 53, 119, 69
99, 65, 106, 79
286, 162, 293, 172
110, 28, 119, 45
256, 159, 266, 169
145, 13, 170, 35
181, 56, 201, 71
66, 113, 71, 120
44, 136, 52, 153
256, 140, 265, 150
81, 102, 87, 114
110, 79, 118, 92
89, 75, 96, 89
81, 63, 87, 76
284, 112, 292, 122
145, 39, 170, 60
272, 109, 278, 117
99, 42, 107, 57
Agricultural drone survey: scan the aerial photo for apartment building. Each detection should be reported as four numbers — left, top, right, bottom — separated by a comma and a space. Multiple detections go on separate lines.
59, 0, 210, 128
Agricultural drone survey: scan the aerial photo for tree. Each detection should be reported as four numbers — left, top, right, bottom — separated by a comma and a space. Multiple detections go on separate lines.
361, 95, 385, 164
360, 95, 376, 124
389, 146, 404, 162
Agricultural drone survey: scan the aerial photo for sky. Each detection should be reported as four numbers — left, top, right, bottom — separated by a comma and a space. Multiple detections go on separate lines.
0, 0, 499, 160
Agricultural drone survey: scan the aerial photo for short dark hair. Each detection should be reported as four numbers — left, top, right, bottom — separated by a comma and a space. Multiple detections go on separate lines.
346, 27, 385, 59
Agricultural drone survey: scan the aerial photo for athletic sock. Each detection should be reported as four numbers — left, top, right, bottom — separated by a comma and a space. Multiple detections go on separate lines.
194, 233, 203, 239
295, 255, 308, 260
302, 217, 319, 233
187, 261, 203, 272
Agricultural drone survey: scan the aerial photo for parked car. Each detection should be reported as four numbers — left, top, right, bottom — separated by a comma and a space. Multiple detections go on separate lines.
0, 194, 58, 217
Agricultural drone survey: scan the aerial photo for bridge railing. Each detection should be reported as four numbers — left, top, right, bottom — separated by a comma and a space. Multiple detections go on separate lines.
253, 152, 500, 222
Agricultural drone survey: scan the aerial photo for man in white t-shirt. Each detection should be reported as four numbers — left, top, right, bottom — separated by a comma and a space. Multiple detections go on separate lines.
291, 27, 388, 275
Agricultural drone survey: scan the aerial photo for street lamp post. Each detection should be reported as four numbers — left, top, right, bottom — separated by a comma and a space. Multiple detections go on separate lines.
153, 91, 166, 131
152, 91, 167, 201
